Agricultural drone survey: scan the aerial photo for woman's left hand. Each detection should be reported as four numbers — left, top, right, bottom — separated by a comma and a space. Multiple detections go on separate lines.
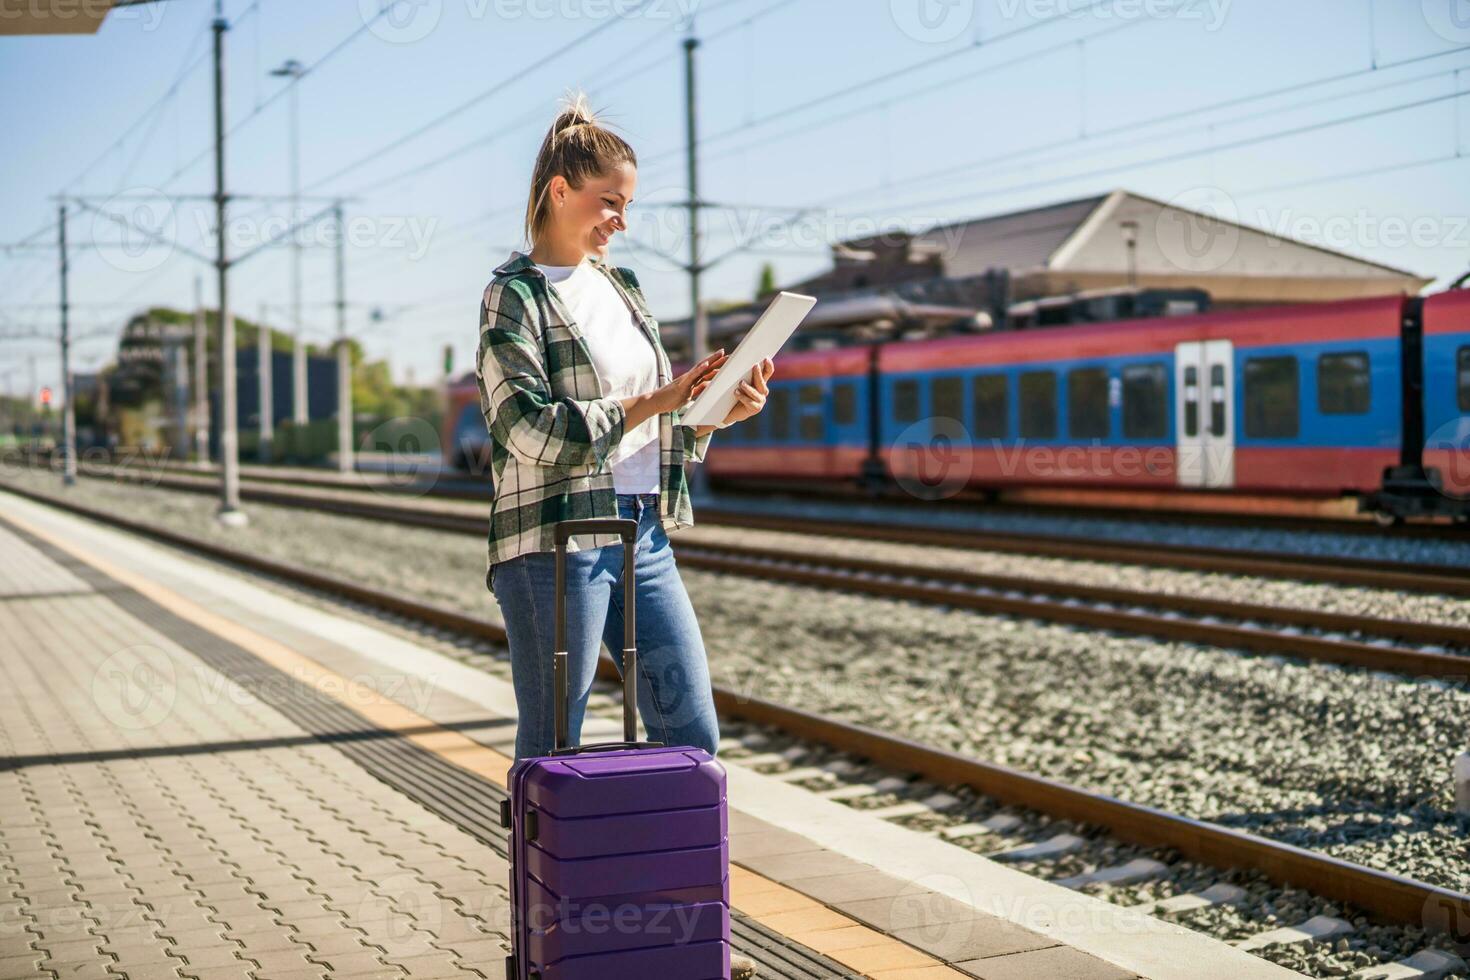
720, 357, 774, 427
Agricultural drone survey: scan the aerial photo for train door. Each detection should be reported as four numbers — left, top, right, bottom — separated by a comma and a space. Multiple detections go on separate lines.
1174, 340, 1235, 487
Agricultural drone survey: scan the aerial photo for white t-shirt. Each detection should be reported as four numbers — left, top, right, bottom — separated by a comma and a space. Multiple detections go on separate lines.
535, 257, 661, 495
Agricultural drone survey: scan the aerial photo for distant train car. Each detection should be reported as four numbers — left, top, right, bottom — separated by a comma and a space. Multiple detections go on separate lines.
443, 377, 488, 474
1419, 289, 1470, 504
449, 291, 1469, 521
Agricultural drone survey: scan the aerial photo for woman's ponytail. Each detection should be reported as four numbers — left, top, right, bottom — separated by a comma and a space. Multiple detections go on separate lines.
523, 89, 637, 249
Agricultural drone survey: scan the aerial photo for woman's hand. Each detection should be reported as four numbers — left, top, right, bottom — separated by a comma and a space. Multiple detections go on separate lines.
659, 348, 728, 414
718, 357, 774, 427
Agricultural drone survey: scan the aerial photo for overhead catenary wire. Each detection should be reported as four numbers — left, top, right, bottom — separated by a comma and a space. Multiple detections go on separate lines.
823, 89, 1469, 224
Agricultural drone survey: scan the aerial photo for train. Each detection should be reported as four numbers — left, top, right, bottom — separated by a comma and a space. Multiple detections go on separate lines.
445, 288, 1470, 523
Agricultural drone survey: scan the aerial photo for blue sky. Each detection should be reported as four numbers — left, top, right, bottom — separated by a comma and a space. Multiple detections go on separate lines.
2, 0, 1467, 392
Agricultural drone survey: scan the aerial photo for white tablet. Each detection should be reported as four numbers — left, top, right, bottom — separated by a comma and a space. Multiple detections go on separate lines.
678, 291, 818, 427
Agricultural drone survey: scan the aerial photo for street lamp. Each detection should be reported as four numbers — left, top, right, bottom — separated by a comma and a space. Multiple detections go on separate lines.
1120, 219, 1140, 288
269, 58, 308, 427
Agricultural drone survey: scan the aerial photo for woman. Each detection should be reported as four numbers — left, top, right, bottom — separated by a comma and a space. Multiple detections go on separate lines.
476, 93, 773, 769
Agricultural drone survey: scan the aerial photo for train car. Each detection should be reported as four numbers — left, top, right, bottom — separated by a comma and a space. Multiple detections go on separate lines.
448, 291, 1469, 521
703, 345, 873, 483
443, 373, 489, 474
708, 294, 1410, 499
1420, 289, 1470, 503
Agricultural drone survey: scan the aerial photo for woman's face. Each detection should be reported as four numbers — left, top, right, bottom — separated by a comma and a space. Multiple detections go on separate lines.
552, 160, 636, 261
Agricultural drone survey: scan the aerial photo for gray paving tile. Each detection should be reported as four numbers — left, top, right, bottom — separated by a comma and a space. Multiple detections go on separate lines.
957, 943, 1141, 980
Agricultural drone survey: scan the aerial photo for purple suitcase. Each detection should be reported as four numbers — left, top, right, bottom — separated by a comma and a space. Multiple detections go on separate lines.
501, 518, 731, 980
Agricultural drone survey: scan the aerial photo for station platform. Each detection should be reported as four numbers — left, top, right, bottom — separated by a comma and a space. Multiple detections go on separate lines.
0, 491, 1303, 980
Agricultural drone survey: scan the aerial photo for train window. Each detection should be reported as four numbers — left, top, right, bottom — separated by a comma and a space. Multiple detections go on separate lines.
1318, 352, 1370, 414
933, 376, 964, 427
769, 386, 792, 441
1243, 356, 1299, 439
1182, 365, 1198, 437
1122, 363, 1168, 439
1209, 364, 1227, 437
833, 381, 857, 425
971, 374, 1008, 439
1067, 368, 1110, 439
1460, 347, 1470, 411
894, 378, 920, 423
1019, 370, 1058, 440
797, 383, 824, 441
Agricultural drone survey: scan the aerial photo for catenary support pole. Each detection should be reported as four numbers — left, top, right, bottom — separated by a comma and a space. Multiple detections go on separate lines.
213, 1, 246, 526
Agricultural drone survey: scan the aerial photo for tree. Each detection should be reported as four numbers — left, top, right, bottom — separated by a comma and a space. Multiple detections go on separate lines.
757, 262, 777, 298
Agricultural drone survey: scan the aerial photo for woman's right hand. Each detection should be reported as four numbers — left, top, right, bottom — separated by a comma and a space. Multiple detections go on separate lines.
659, 348, 728, 413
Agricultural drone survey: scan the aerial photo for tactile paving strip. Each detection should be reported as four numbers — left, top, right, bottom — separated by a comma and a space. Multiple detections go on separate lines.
9, 519, 861, 980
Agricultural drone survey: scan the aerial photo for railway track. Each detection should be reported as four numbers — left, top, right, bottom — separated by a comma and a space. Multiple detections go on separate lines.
60, 458, 1470, 595
4, 479, 1468, 976
54, 465, 1470, 680
42, 452, 1465, 539
707, 476, 1466, 540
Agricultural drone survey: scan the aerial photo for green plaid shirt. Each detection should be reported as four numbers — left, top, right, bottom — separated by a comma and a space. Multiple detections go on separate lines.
476, 249, 715, 578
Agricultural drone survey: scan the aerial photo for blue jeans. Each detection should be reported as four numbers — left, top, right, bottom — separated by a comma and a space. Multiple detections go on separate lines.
489, 492, 721, 763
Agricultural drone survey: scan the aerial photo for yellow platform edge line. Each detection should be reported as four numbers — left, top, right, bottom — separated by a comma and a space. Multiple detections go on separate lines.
6, 506, 971, 980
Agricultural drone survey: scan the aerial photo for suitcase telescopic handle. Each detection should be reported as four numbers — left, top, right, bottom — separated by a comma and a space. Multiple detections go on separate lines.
551, 518, 663, 755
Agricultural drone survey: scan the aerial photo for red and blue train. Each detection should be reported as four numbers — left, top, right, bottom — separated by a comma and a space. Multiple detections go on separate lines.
445, 289, 1470, 522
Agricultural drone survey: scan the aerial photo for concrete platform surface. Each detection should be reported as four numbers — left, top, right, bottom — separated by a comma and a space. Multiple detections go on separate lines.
0, 490, 1304, 980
